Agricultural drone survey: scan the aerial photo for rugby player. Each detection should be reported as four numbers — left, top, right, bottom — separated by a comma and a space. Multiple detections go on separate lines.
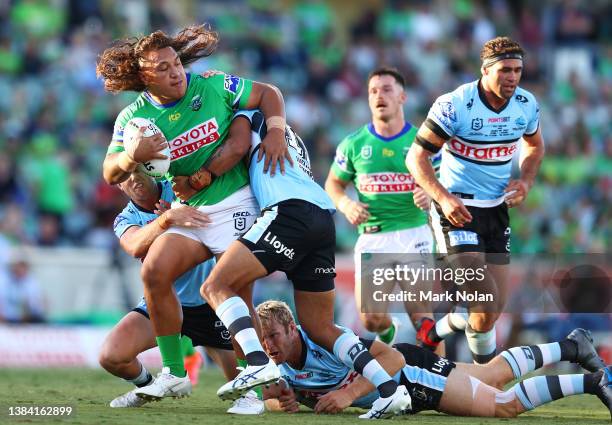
99, 170, 263, 414
325, 67, 441, 349
97, 24, 290, 399
185, 109, 412, 418
257, 300, 611, 419
407, 36, 546, 363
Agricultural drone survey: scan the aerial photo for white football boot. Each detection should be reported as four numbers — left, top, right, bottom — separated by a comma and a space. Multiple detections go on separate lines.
134, 367, 192, 401
109, 389, 149, 408
227, 390, 265, 415
217, 359, 280, 401
359, 385, 411, 419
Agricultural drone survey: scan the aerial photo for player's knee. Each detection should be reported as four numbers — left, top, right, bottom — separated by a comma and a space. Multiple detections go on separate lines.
140, 260, 170, 292
469, 314, 497, 332
360, 314, 385, 332
98, 347, 120, 372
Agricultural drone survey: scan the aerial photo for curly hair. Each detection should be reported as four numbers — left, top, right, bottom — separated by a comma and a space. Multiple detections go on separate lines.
96, 24, 219, 93
256, 300, 295, 333
480, 36, 524, 61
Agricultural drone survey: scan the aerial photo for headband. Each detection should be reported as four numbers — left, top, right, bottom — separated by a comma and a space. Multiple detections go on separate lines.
482, 52, 523, 68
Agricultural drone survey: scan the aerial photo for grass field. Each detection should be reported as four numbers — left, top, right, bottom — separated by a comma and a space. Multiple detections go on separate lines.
0, 368, 609, 424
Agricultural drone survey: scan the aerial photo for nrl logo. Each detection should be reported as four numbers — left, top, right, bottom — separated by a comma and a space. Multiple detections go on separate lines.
361, 145, 372, 159
190, 95, 202, 111
471, 118, 483, 131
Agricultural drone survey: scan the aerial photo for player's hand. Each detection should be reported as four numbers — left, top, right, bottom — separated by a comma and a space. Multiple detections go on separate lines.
504, 179, 529, 208
200, 69, 224, 78
172, 176, 198, 201
413, 186, 431, 211
162, 205, 210, 228
439, 193, 472, 227
129, 126, 168, 163
154, 199, 171, 215
278, 385, 299, 413
338, 196, 370, 226
258, 127, 294, 176
314, 390, 352, 414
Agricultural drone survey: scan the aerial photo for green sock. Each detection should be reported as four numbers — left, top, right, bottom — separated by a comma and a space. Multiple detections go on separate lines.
181, 335, 196, 356
378, 323, 396, 344
156, 333, 186, 377
237, 358, 263, 400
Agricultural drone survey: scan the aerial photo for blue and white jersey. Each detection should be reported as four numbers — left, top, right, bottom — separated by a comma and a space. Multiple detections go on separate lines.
426, 80, 539, 206
279, 326, 379, 409
112, 180, 213, 309
233, 110, 335, 211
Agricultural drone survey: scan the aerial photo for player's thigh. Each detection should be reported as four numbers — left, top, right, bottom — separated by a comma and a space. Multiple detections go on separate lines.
439, 369, 499, 416
142, 233, 212, 283
101, 311, 156, 362
204, 241, 267, 294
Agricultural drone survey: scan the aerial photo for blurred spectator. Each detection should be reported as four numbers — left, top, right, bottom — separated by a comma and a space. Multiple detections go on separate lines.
0, 257, 45, 323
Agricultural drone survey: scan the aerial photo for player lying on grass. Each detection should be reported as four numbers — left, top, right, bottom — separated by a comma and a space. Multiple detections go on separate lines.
99, 170, 264, 414
257, 300, 611, 419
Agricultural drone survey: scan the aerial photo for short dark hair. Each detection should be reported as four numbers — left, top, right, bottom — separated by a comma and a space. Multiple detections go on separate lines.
480, 36, 524, 62
367, 67, 405, 88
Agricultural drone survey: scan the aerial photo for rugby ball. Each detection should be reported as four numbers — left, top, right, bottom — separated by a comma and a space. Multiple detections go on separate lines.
122, 117, 170, 178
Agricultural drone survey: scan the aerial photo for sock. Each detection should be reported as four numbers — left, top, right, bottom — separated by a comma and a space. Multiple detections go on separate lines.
501, 341, 577, 380
434, 311, 468, 340
333, 331, 397, 398
217, 297, 268, 366
181, 335, 196, 357
584, 370, 604, 395
514, 374, 585, 411
237, 358, 263, 400
377, 322, 396, 344
156, 333, 186, 377
127, 363, 153, 387
466, 324, 496, 364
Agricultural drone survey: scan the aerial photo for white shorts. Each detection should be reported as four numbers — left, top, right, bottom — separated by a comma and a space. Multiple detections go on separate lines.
354, 224, 434, 281
166, 186, 260, 254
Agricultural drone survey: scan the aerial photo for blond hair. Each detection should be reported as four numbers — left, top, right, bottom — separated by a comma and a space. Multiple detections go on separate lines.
256, 300, 295, 332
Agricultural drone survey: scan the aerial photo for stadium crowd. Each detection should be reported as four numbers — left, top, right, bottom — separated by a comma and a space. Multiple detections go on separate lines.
0, 0, 608, 254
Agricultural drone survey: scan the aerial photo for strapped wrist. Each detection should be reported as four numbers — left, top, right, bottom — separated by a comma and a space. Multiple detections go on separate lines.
117, 151, 138, 173
337, 195, 352, 213
157, 213, 170, 230
189, 167, 214, 191
266, 116, 286, 131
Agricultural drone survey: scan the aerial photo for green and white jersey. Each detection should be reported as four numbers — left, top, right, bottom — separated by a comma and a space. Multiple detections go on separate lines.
107, 73, 252, 206
331, 122, 441, 234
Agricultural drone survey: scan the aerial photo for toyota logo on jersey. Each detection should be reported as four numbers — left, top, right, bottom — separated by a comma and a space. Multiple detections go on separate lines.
169, 118, 220, 160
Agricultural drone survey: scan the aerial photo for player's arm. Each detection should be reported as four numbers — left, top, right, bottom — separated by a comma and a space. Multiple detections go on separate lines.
325, 170, 370, 226
103, 126, 168, 185
244, 82, 293, 175
172, 116, 252, 201
407, 126, 472, 227
504, 127, 545, 208
262, 379, 299, 413
314, 341, 405, 414
119, 204, 210, 258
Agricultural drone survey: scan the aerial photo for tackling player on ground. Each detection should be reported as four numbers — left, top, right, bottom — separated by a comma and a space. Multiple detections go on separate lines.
407, 36, 545, 363
325, 67, 441, 349
97, 24, 290, 399
257, 300, 611, 419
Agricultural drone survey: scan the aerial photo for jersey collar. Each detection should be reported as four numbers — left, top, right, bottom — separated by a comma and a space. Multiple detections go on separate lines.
143, 73, 191, 109
367, 122, 412, 142
477, 78, 511, 114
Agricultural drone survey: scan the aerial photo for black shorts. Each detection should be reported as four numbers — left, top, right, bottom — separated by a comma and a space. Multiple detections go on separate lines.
393, 343, 456, 414
430, 199, 510, 265
133, 303, 233, 350
239, 199, 336, 292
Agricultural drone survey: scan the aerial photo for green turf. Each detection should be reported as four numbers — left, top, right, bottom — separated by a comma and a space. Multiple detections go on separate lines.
0, 368, 608, 424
